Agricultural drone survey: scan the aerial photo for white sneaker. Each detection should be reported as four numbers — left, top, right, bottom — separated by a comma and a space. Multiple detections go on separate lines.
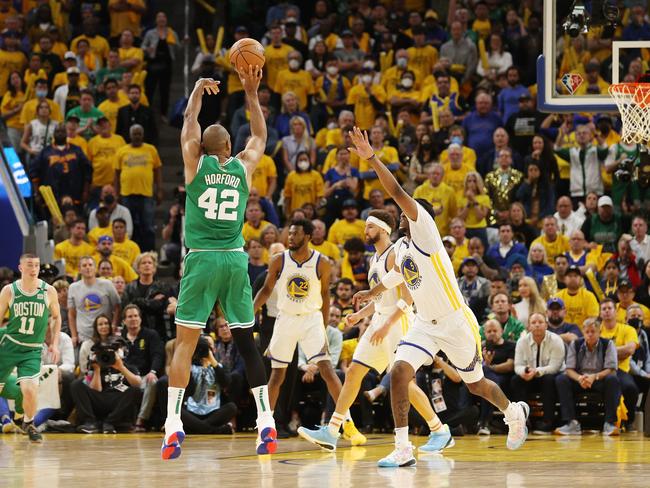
504, 402, 529, 450
256, 414, 278, 455
377, 443, 416, 468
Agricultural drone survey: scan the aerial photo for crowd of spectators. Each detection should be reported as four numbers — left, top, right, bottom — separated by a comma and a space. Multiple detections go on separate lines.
1, 0, 650, 438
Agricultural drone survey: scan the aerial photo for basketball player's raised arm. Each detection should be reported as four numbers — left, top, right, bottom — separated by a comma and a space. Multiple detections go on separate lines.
47, 285, 62, 363
236, 65, 266, 181
253, 253, 282, 313
318, 256, 331, 327
348, 126, 418, 221
181, 78, 220, 181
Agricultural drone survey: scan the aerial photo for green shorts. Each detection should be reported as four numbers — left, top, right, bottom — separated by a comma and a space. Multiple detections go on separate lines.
175, 250, 255, 330
0, 335, 42, 384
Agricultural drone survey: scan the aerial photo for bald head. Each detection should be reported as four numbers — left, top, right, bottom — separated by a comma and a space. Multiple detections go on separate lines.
203, 124, 231, 156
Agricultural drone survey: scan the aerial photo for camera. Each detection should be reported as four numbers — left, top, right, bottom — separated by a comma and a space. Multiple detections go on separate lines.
563, 1, 588, 38
615, 157, 635, 182
563, 1, 619, 38
91, 338, 126, 369
192, 336, 212, 365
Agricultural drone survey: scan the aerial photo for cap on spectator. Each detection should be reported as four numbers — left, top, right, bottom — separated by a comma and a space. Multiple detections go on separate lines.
98, 235, 113, 244
565, 264, 582, 276
461, 256, 478, 266
518, 93, 532, 101
425, 9, 438, 20
284, 17, 298, 26
64, 51, 76, 60
618, 279, 632, 290
234, 25, 248, 34
442, 235, 456, 246
598, 195, 613, 207
2, 30, 20, 38
67, 67, 80, 75
341, 29, 353, 37
342, 198, 357, 209
547, 297, 565, 309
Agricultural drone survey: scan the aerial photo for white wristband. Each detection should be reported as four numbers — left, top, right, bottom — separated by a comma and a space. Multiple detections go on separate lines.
396, 299, 410, 313
381, 268, 404, 289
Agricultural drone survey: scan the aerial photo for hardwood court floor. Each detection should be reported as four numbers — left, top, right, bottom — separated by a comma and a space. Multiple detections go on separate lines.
0, 432, 648, 488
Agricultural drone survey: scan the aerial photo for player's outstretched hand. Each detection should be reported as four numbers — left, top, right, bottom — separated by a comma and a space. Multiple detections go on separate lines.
353, 289, 373, 308
196, 78, 220, 95
348, 126, 374, 160
238, 65, 263, 94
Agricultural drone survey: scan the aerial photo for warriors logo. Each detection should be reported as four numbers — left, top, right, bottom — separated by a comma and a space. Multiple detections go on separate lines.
287, 275, 309, 301
400, 256, 421, 290
82, 293, 102, 312
368, 271, 382, 301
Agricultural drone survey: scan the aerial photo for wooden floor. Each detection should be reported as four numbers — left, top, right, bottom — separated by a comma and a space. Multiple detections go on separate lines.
1, 432, 648, 487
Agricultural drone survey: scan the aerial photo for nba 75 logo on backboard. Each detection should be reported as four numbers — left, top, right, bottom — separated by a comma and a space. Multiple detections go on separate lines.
561, 73, 584, 95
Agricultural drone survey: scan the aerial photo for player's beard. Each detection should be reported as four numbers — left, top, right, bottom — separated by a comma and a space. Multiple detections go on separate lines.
365, 233, 379, 246
289, 238, 305, 251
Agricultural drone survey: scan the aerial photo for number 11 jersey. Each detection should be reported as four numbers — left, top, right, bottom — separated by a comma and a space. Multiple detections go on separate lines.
185, 154, 249, 250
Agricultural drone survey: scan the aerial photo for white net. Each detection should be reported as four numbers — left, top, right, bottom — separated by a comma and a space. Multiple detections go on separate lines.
608, 83, 650, 145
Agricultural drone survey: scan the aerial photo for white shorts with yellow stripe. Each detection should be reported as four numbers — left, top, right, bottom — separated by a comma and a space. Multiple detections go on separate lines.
352, 310, 413, 374
394, 305, 484, 383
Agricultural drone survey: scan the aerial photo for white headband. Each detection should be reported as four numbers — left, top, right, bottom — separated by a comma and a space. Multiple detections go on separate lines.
366, 216, 392, 235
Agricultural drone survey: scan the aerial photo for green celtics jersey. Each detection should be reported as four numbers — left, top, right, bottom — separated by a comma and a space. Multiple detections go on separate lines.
184, 155, 249, 250
7, 280, 49, 345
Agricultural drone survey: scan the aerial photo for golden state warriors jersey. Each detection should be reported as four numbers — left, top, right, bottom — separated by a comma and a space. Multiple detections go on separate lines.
276, 250, 323, 315
368, 244, 401, 315
395, 203, 466, 322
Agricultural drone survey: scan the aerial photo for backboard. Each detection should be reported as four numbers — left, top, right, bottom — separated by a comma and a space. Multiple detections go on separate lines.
538, 0, 650, 113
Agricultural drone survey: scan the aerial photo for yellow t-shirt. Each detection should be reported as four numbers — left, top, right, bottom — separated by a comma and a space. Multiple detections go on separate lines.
98, 98, 129, 132
322, 148, 360, 173
309, 240, 341, 263
242, 220, 272, 243
406, 45, 438, 82
274, 69, 314, 110
412, 181, 457, 236
68, 135, 88, 156
554, 288, 600, 330
359, 145, 399, 199
532, 234, 570, 265
1, 90, 26, 130
599, 322, 639, 373
346, 83, 387, 131
264, 43, 293, 91
109, 0, 145, 37
381, 65, 422, 94
340, 338, 359, 363
440, 147, 477, 169
315, 127, 329, 149
88, 225, 113, 246
452, 238, 470, 275
54, 239, 96, 277
616, 302, 650, 327
325, 128, 344, 148
93, 253, 138, 282
472, 18, 492, 39
71, 34, 110, 61
0, 49, 27, 94
20, 98, 63, 124
441, 163, 473, 199
251, 155, 277, 197
88, 133, 126, 187
119, 46, 144, 71
52, 71, 89, 90
115, 143, 162, 197
327, 218, 366, 247
387, 87, 422, 108
112, 238, 141, 265
283, 170, 324, 213
215, 53, 243, 95
458, 194, 492, 229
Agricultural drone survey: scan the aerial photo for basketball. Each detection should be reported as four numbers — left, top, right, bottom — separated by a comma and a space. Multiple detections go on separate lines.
229, 38, 265, 74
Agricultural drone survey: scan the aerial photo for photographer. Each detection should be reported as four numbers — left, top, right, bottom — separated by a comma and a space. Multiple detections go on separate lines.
157, 336, 237, 434
605, 141, 642, 215
71, 315, 142, 434
120, 304, 164, 432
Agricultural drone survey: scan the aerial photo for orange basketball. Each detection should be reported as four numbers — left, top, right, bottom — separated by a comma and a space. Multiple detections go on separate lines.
229, 38, 265, 74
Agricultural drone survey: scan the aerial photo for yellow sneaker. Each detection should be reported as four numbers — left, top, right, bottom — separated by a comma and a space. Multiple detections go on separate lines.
342, 419, 367, 446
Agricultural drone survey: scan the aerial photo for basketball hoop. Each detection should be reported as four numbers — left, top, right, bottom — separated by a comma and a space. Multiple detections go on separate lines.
608, 83, 650, 145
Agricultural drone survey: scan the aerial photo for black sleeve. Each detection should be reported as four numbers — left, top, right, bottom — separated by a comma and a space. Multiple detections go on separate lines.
115, 107, 127, 140
369, 93, 385, 111
252, 270, 268, 297
580, 217, 592, 241
212, 364, 232, 388
148, 329, 165, 375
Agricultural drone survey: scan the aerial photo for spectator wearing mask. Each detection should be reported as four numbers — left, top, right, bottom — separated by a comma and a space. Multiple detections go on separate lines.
121, 304, 165, 432
313, 56, 349, 118
346, 66, 386, 131
482, 292, 525, 342
554, 318, 621, 436
511, 312, 565, 433
283, 151, 324, 217
616, 279, 650, 326
274, 50, 314, 112
88, 185, 134, 237
546, 297, 582, 345
114, 124, 162, 251
115, 84, 157, 145
281, 115, 316, 172
477, 319, 515, 435
54, 219, 95, 278
554, 265, 599, 331
380, 49, 413, 95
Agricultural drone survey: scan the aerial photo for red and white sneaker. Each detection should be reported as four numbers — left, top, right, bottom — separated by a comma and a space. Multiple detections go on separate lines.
256, 426, 278, 455
161, 420, 185, 460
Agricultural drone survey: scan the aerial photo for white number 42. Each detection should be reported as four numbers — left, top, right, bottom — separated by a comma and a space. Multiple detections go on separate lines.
198, 188, 240, 221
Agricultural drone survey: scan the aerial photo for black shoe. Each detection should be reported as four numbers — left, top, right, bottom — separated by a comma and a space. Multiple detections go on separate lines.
214, 424, 234, 435
102, 422, 117, 434
276, 424, 292, 439
23, 422, 42, 443
533, 421, 554, 434
77, 422, 100, 434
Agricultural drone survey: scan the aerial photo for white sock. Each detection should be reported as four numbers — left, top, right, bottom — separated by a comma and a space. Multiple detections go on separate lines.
394, 426, 409, 446
328, 412, 345, 436
252, 385, 272, 418
502, 402, 518, 420
344, 410, 352, 422
23, 416, 33, 424
427, 417, 444, 432
167, 387, 185, 423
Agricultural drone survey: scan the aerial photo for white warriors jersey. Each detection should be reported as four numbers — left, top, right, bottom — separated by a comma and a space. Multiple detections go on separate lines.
395, 203, 467, 322
368, 243, 401, 314
276, 249, 323, 315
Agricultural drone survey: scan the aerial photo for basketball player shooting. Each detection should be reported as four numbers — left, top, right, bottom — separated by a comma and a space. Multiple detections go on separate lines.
162, 66, 277, 459
348, 127, 529, 467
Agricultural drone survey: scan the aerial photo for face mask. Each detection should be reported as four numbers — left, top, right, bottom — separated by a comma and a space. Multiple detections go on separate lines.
401, 77, 413, 88
326, 66, 338, 76
288, 59, 300, 70
103, 194, 115, 205
628, 317, 643, 330
36, 89, 47, 98
451, 136, 463, 145
327, 122, 337, 130
361, 74, 372, 84
297, 160, 310, 171
396, 58, 407, 68
363, 61, 375, 70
